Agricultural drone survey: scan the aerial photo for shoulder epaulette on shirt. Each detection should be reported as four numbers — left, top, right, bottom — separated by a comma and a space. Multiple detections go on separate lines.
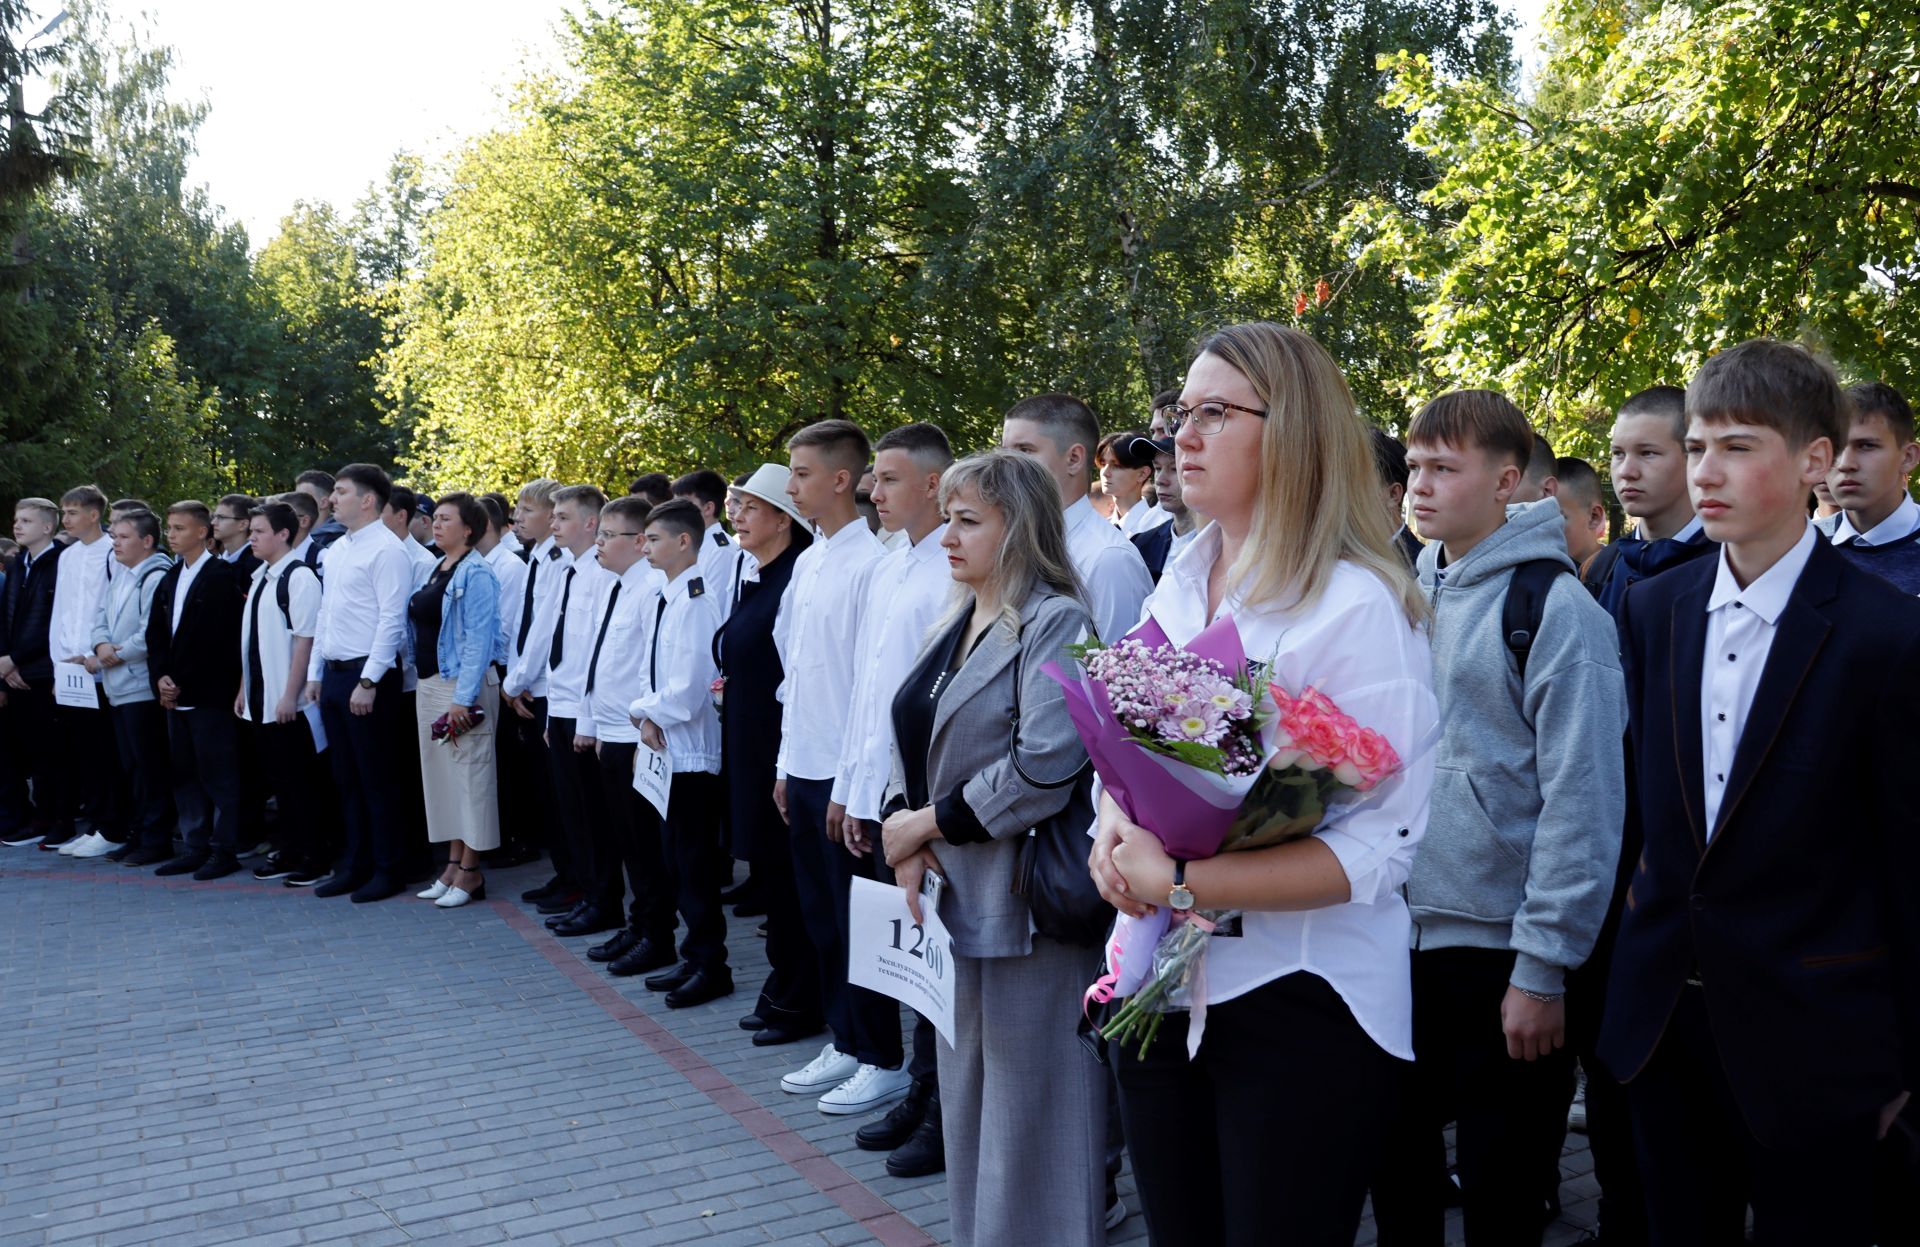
712, 531, 730, 546
547, 545, 563, 560
687, 577, 705, 598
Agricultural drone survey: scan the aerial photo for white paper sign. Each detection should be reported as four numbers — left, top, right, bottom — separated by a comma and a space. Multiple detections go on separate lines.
53, 661, 97, 709
631, 742, 672, 819
847, 874, 956, 1046
302, 700, 327, 753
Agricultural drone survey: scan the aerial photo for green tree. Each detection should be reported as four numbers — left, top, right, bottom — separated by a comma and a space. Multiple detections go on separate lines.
1346, 0, 1920, 451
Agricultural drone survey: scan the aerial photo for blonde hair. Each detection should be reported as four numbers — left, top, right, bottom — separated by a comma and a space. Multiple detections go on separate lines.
1194, 322, 1426, 627
936, 450, 1084, 639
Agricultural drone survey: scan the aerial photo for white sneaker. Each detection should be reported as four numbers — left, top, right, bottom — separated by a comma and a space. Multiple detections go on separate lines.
779, 1043, 861, 1095
59, 832, 102, 856
68, 833, 114, 858
817, 1063, 912, 1116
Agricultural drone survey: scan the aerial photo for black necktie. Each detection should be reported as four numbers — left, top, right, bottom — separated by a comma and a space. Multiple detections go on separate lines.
648, 594, 669, 689
548, 566, 577, 669
246, 583, 266, 722
517, 553, 541, 654
584, 583, 621, 694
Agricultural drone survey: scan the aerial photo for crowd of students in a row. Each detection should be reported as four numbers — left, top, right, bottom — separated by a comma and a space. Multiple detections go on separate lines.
1, 322, 1914, 1247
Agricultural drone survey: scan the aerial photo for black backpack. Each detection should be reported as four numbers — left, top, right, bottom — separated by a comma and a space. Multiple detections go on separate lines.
1502, 559, 1573, 681
273, 562, 321, 630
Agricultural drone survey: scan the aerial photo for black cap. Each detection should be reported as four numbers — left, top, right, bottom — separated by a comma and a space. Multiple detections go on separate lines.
1128, 435, 1175, 459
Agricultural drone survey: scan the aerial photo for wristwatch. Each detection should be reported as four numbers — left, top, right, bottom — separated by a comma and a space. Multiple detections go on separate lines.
357, 677, 376, 690
1167, 861, 1194, 913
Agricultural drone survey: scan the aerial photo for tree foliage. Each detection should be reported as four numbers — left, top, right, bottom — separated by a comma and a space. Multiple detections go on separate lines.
1346, 0, 1920, 454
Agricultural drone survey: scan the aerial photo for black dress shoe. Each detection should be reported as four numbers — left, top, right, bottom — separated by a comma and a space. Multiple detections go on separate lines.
551, 906, 616, 937
856, 1078, 935, 1151
732, 899, 767, 919
885, 1099, 945, 1177
607, 937, 676, 977
521, 875, 566, 904
545, 900, 588, 928
106, 841, 138, 863
751, 1020, 826, 1048
666, 968, 734, 1009
154, 851, 209, 877
738, 1013, 766, 1031
588, 929, 641, 963
312, 873, 365, 898
121, 844, 171, 867
540, 893, 586, 918
645, 961, 696, 992
350, 874, 405, 903
192, 851, 242, 881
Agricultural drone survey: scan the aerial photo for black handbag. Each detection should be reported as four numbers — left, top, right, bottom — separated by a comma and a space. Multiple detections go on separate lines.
1006, 641, 1113, 947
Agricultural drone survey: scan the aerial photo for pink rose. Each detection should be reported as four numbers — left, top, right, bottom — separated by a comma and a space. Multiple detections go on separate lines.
1342, 725, 1400, 790
1291, 714, 1350, 771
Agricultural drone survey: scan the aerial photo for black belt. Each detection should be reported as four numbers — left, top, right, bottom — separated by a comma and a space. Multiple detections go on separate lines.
325, 657, 369, 673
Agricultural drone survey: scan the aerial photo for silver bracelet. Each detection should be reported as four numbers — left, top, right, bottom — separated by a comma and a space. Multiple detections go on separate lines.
1512, 985, 1565, 1004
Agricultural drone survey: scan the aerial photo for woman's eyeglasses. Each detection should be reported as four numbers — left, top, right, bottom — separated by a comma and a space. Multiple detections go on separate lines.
1163, 400, 1268, 436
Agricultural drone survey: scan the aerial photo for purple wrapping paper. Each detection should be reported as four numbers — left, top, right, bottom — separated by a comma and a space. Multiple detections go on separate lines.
1042, 613, 1264, 862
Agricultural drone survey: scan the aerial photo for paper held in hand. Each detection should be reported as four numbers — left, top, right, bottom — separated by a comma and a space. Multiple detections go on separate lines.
53, 661, 96, 709
630, 742, 671, 819
847, 874, 956, 1046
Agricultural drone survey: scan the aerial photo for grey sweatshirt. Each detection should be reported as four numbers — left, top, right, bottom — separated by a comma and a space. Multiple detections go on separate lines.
1411, 498, 1627, 995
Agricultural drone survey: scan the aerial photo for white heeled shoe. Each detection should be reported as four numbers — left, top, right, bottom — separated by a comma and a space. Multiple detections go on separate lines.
417, 879, 451, 900
435, 876, 485, 908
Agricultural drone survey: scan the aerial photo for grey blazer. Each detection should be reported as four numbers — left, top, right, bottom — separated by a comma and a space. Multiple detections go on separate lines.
889, 586, 1092, 958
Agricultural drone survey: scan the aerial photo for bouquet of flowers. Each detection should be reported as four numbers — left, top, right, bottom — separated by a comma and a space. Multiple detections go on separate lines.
429, 706, 485, 749
1048, 616, 1410, 1058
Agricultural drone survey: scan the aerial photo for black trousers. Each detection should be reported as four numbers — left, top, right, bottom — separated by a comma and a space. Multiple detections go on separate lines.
496, 685, 553, 860
3, 680, 62, 831
546, 716, 610, 909
1629, 984, 1879, 1247
1372, 947, 1576, 1247
319, 666, 408, 882
108, 700, 173, 850
787, 776, 902, 1068
248, 714, 336, 870
164, 704, 241, 855
1553, 950, 1645, 1242
750, 819, 823, 1032
663, 770, 729, 970
592, 742, 675, 944
1117, 970, 1402, 1247
57, 692, 126, 839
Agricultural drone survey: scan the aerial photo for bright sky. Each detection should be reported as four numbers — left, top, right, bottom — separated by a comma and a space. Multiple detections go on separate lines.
45, 0, 1546, 249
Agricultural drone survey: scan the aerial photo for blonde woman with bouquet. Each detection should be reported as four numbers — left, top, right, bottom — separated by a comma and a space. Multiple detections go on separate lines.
880, 450, 1107, 1247
1088, 322, 1439, 1246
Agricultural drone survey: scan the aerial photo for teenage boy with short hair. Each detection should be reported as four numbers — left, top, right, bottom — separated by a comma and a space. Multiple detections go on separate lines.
1096, 431, 1166, 536
504, 478, 571, 905
212, 495, 261, 575
1001, 393, 1153, 643
670, 469, 738, 599
1602, 339, 1919, 1246
624, 499, 732, 1004
774, 418, 901, 1114
1129, 433, 1200, 583
89, 508, 174, 866
1554, 456, 1609, 581
294, 470, 345, 555
1512, 432, 1560, 504
1595, 386, 1716, 612
0, 499, 65, 846
48, 485, 120, 855
1368, 427, 1423, 569
1372, 390, 1627, 1247
1824, 380, 1920, 593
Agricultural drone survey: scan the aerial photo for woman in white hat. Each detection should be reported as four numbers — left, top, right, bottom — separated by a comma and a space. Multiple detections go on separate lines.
713, 465, 823, 1046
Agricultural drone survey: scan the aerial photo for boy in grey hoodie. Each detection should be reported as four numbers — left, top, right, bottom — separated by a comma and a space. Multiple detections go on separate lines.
88, 510, 176, 865
1370, 391, 1627, 1247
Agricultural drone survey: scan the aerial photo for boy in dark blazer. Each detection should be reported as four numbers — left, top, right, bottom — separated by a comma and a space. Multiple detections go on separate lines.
0, 499, 65, 843
146, 501, 247, 880
1602, 339, 1919, 1246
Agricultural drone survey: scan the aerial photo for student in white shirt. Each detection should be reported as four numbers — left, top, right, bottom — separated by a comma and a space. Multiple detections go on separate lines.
275, 489, 325, 579
301, 464, 416, 902
1089, 323, 1439, 1246
47, 485, 119, 855
232, 502, 332, 887
670, 469, 740, 613
502, 479, 573, 901
827, 422, 954, 1163
1824, 381, 1920, 594
1000, 394, 1154, 644
771, 419, 901, 1115
625, 499, 731, 1006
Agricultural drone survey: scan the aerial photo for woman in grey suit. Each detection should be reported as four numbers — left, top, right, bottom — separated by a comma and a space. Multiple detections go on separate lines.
881, 449, 1106, 1247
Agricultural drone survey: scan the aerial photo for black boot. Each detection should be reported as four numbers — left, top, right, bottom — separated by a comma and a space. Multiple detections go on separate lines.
884, 1095, 944, 1178
857, 1077, 933, 1152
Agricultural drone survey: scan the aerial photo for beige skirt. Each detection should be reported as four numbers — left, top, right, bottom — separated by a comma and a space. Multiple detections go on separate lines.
415, 669, 502, 850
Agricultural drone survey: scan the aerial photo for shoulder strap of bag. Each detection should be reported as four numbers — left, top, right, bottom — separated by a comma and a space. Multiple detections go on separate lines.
1502, 559, 1572, 682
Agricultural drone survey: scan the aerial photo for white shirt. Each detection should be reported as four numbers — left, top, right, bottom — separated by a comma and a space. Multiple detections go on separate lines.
1135, 523, 1439, 1060
584, 559, 668, 745
171, 549, 210, 635
485, 540, 528, 668
306, 522, 413, 683
503, 537, 567, 698
774, 518, 886, 780
498, 530, 524, 557
624, 565, 725, 772
403, 534, 438, 578
289, 535, 317, 569
1701, 523, 1818, 836
543, 549, 616, 723
1063, 494, 1155, 644
1118, 501, 1173, 538
1830, 494, 1920, 547
1168, 521, 1200, 564
50, 534, 113, 666
696, 523, 739, 613
831, 525, 954, 820
238, 555, 321, 724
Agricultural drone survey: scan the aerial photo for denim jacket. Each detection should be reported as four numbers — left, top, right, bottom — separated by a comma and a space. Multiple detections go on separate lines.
405, 552, 500, 706
89, 552, 173, 706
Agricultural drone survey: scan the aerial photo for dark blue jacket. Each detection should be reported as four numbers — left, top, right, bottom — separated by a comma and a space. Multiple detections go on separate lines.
1130, 522, 1175, 583
1600, 537, 1920, 1146
0, 543, 62, 681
